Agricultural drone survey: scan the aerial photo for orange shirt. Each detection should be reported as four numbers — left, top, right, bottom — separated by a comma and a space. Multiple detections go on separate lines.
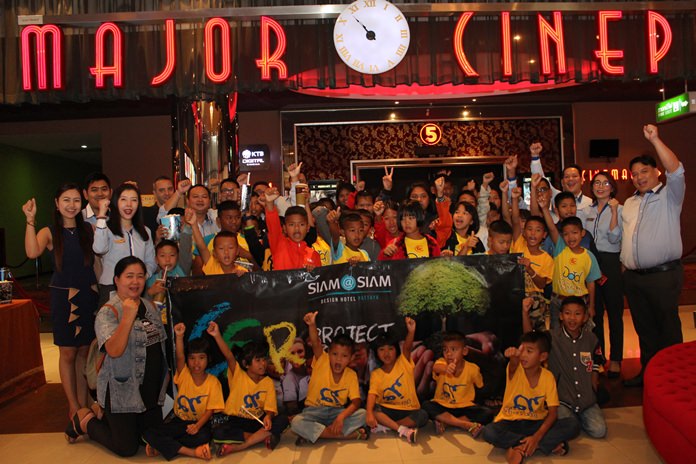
265, 208, 322, 271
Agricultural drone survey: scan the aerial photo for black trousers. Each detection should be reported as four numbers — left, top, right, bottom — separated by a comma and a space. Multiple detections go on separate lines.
623, 264, 683, 369
142, 416, 212, 461
593, 252, 625, 362
87, 400, 163, 457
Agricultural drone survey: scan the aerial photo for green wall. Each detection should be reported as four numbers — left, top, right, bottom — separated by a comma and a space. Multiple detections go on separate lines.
0, 144, 98, 278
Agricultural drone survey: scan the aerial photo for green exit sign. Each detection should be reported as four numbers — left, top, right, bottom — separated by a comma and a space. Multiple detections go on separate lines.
656, 92, 696, 122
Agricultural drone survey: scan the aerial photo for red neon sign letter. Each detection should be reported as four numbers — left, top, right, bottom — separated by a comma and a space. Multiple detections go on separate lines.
151, 19, 176, 86
204, 18, 231, 84
537, 12, 567, 75
594, 11, 624, 75
453, 12, 479, 77
90, 22, 123, 88
647, 11, 672, 74
21, 25, 63, 91
256, 16, 288, 81
501, 12, 513, 77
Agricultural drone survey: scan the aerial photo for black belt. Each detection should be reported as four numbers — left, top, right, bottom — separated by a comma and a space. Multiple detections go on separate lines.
632, 260, 681, 275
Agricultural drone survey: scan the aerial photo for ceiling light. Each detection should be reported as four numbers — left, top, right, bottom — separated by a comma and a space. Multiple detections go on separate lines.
81, 145, 87, 149
513, 35, 521, 41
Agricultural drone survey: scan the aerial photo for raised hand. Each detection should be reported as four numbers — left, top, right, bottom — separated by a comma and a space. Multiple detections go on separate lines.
382, 243, 398, 257
237, 173, 250, 185
434, 176, 445, 197
382, 166, 394, 191
608, 198, 619, 210
511, 186, 522, 200
355, 180, 365, 192
22, 198, 37, 220
643, 124, 659, 142
529, 142, 543, 157
530, 173, 542, 188
206, 321, 220, 338
373, 200, 385, 217
504, 154, 518, 174
504, 346, 521, 359
184, 207, 197, 226
482, 172, 495, 186
327, 206, 341, 224
122, 297, 139, 321
98, 198, 110, 217
466, 232, 479, 249
264, 187, 280, 204
174, 322, 186, 337
177, 179, 192, 194
287, 162, 303, 180
465, 179, 476, 191
446, 362, 457, 376
405, 316, 416, 333
303, 311, 318, 327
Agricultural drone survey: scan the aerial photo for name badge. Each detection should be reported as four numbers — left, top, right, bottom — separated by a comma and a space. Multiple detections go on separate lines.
114, 238, 126, 244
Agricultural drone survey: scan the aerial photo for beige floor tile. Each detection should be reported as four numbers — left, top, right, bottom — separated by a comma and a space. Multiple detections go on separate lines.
395, 428, 490, 458
294, 436, 400, 464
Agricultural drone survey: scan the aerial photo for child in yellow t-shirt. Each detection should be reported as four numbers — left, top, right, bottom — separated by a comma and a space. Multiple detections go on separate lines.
482, 331, 580, 463
208, 322, 289, 455
290, 311, 368, 445
326, 210, 370, 264
142, 322, 224, 461
422, 331, 494, 437
366, 317, 428, 443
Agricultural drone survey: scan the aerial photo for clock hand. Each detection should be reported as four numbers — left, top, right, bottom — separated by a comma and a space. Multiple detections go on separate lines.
354, 17, 376, 41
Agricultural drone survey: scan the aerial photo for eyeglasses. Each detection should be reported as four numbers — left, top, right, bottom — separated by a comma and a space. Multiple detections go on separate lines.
592, 181, 611, 187
536, 187, 550, 194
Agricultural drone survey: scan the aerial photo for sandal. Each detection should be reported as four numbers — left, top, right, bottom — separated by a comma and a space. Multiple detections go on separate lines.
355, 427, 371, 441
434, 420, 446, 435
145, 443, 160, 457
467, 422, 483, 439
194, 443, 212, 460
552, 441, 569, 456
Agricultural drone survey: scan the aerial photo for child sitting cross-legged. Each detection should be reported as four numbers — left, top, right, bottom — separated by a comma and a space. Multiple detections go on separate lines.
208, 321, 289, 455
366, 317, 429, 443
290, 311, 369, 445
142, 323, 224, 461
482, 331, 580, 464
422, 331, 494, 437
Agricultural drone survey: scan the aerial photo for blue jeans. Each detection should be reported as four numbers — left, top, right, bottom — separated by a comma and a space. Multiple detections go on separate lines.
482, 417, 580, 454
290, 406, 366, 443
558, 403, 607, 438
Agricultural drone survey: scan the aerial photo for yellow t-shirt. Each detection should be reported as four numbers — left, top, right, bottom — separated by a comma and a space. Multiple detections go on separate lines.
432, 358, 483, 408
368, 354, 420, 410
404, 237, 429, 258
511, 236, 554, 293
453, 232, 474, 256
494, 364, 559, 422
173, 365, 225, 421
223, 365, 278, 419
333, 242, 370, 264
312, 236, 333, 266
552, 246, 594, 297
202, 258, 249, 276
305, 352, 361, 408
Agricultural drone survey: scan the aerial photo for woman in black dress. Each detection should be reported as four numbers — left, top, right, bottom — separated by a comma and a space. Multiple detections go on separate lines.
23, 183, 98, 417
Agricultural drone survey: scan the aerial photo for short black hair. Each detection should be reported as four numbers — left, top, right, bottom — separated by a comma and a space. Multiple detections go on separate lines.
284, 206, 308, 220
317, 197, 336, 211
489, 219, 513, 236
560, 296, 588, 313
398, 200, 426, 228
524, 215, 547, 232
339, 211, 363, 229
442, 330, 467, 345
563, 164, 583, 177
371, 333, 401, 360
355, 208, 374, 227
330, 333, 355, 353
84, 171, 111, 189
355, 190, 374, 202
336, 182, 356, 195
217, 200, 241, 214
554, 191, 576, 209
220, 177, 240, 189
629, 154, 657, 170
519, 209, 532, 221
113, 256, 146, 285
252, 181, 270, 191
187, 337, 210, 358
153, 175, 173, 184
520, 330, 551, 354
155, 239, 179, 253
235, 340, 269, 371
559, 216, 583, 233
187, 184, 211, 198
168, 207, 185, 216
213, 230, 238, 247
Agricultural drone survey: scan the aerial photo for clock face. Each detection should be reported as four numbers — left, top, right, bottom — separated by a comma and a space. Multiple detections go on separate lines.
333, 0, 411, 75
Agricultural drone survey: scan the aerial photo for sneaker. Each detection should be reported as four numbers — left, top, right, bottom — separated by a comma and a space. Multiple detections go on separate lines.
403, 428, 417, 444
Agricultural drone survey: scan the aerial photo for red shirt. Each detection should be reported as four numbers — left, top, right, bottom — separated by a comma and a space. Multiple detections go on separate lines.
266, 208, 322, 271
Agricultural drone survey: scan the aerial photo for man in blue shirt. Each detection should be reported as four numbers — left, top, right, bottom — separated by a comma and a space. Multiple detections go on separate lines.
620, 124, 685, 387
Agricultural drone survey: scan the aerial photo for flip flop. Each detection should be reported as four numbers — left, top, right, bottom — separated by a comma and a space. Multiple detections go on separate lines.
355, 427, 371, 440
194, 443, 211, 460
467, 422, 483, 439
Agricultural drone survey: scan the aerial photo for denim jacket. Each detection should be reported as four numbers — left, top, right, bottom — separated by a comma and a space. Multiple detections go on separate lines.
95, 295, 169, 413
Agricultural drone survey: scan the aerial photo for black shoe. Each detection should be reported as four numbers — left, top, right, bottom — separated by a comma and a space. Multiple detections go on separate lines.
623, 374, 643, 387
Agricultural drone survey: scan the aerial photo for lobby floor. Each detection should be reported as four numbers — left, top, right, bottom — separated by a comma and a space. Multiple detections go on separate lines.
3, 306, 695, 463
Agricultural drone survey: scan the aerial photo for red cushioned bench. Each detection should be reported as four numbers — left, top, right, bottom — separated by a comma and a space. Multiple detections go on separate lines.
643, 340, 696, 463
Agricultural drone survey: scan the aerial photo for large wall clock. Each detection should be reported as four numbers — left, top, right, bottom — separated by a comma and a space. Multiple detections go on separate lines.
333, 0, 411, 74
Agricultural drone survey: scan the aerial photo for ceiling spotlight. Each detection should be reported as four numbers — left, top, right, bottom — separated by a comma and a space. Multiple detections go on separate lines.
463, 111, 470, 117
472, 98, 477, 102
529, 59, 536, 64
394, 101, 400, 105
659, 88, 665, 93
513, 35, 521, 41
81, 145, 87, 149
390, 113, 397, 119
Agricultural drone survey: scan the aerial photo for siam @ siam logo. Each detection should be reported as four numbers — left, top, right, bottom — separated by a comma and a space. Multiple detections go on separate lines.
308, 274, 391, 300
